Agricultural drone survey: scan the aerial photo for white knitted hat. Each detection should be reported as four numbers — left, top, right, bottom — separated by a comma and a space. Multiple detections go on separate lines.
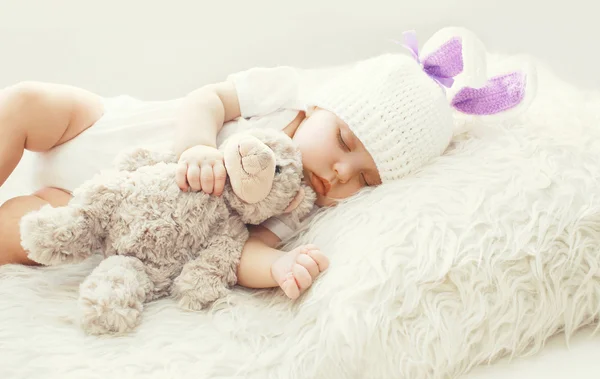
309, 53, 452, 183
307, 28, 536, 183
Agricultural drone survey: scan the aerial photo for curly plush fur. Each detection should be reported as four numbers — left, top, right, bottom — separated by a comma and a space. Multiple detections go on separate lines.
20, 129, 316, 335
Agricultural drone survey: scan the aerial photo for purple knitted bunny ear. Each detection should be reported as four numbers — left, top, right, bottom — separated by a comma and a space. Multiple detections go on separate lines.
451, 71, 528, 115
418, 27, 537, 118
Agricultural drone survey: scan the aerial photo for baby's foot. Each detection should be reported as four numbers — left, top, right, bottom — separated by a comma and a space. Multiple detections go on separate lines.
271, 244, 329, 300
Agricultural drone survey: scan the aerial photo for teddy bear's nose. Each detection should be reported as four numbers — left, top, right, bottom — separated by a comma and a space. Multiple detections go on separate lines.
239, 141, 273, 175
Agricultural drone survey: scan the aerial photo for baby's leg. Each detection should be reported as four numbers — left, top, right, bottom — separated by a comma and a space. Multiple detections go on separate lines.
0, 187, 71, 265
0, 81, 104, 187
0, 82, 103, 265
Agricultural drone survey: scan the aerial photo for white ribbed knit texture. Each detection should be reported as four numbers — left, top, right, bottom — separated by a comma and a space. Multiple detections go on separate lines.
309, 54, 454, 183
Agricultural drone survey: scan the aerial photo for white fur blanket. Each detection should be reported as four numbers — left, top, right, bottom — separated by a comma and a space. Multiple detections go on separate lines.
1, 56, 600, 379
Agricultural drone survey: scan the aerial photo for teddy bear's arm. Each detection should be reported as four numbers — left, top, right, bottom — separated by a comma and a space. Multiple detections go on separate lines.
114, 147, 178, 172
172, 229, 249, 310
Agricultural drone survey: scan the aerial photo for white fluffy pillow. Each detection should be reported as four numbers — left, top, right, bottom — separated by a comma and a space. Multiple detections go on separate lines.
264, 56, 600, 379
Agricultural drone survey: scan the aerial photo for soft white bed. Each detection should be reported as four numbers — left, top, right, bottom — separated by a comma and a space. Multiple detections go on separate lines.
1, 1, 600, 378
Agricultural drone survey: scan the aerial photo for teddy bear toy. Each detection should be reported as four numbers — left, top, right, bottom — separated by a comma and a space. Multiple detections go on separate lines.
20, 129, 315, 335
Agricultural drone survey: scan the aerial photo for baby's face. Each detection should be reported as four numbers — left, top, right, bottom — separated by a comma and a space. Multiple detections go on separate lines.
292, 108, 382, 207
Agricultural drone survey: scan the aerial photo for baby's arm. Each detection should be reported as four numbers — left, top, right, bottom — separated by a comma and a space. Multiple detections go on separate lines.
173, 71, 330, 299
174, 81, 240, 153
173, 81, 240, 194
237, 226, 329, 300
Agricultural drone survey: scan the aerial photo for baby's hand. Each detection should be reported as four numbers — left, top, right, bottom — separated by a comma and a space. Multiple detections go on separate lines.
271, 244, 330, 300
176, 145, 227, 195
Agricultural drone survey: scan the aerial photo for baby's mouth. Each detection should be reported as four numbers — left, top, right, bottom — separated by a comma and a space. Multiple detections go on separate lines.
310, 173, 331, 196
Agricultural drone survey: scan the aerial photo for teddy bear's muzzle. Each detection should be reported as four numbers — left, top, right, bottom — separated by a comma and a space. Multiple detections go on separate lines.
239, 140, 274, 176
223, 134, 277, 204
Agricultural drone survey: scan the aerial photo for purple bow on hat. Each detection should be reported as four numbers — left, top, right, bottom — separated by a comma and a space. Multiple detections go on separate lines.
400, 30, 464, 90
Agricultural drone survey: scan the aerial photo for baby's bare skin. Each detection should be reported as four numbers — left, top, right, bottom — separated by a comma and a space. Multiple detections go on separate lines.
271, 244, 329, 299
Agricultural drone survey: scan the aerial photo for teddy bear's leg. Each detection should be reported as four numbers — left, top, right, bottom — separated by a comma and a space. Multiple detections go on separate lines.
172, 236, 245, 311
78, 255, 154, 335
20, 204, 104, 266
113, 147, 177, 172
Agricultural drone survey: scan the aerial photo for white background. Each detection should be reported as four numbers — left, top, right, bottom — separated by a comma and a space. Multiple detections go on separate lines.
1, 0, 599, 377
0, 0, 598, 99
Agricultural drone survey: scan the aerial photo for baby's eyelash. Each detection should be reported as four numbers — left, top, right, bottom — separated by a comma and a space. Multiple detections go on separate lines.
337, 130, 350, 151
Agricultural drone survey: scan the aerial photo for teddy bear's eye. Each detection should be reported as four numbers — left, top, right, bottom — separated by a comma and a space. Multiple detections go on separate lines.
275, 165, 282, 174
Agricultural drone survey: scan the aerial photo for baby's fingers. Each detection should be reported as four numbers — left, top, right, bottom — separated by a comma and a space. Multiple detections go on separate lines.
176, 161, 189, 191
306, 249, 329, 272
292, 264, 313, 291
187, 164, 202, 192
212, 162, 227, 196
200, 163, 214, 194
281, 274, 301, 300
296, 253, 319, 279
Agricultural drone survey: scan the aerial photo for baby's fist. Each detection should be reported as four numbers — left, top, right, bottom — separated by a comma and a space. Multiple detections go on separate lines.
176, 145, 227, 195
271, 244, 330, 300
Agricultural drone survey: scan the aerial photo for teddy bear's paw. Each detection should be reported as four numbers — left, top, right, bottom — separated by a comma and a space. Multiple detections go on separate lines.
176, 291, 213, 311
173, 272, 227, 311
78, 274, 144, 335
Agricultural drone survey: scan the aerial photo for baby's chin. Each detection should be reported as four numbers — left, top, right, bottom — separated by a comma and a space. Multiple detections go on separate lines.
314, 194, 337, 207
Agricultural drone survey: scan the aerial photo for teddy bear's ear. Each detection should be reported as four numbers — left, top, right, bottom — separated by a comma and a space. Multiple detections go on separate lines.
283, 187, 306, 214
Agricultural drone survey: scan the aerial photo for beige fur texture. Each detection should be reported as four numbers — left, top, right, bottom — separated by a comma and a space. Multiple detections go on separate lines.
20, 129, 316, 335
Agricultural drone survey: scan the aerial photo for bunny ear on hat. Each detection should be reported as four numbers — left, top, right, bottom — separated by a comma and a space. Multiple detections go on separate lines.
405, 27, 537, 119
450, 65, 535, 116
450, 53, 538, 120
